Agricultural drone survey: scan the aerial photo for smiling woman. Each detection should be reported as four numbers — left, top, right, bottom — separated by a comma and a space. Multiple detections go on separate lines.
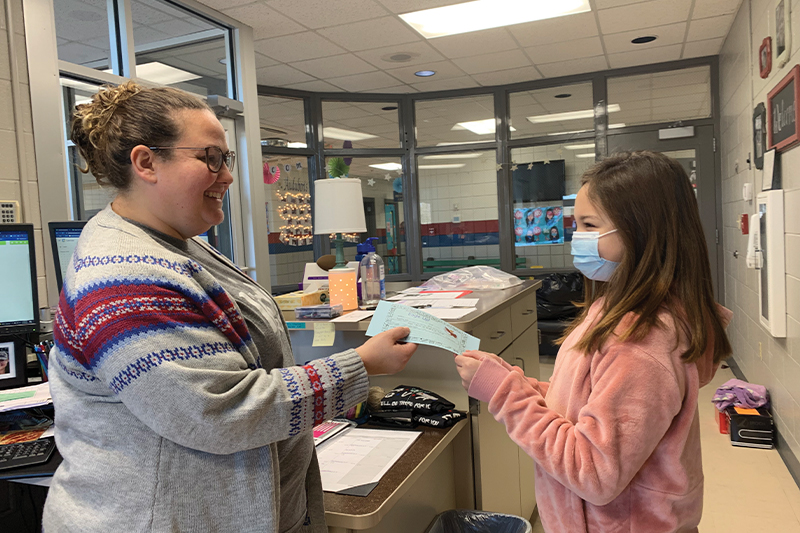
43, 82, 418, 533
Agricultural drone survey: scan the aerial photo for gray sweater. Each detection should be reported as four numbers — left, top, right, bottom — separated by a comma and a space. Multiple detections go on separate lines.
43, 206, 368, 532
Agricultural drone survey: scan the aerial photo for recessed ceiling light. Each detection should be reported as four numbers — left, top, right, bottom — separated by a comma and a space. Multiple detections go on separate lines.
631, 36, 657, 44
575, 153, 596, 159
400, 0, 591, 39
104, 61, 201, 85
422, 153, 483, 159
369, 162, 403, 171
287, 142, 307, 148
564, 143, 596, 150
452, 118, 516, 135
382, 106, 399, 111
323, 127, 378, 141
527, 104, 621, 123
554, 93, 572, 98
415, 70, 436, 77
419, 164, 466, 169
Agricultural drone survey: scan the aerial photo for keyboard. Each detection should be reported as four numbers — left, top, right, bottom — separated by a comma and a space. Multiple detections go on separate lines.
0, 437, 56, 472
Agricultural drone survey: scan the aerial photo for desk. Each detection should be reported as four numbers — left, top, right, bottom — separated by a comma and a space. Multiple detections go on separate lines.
287, 280, 542, 528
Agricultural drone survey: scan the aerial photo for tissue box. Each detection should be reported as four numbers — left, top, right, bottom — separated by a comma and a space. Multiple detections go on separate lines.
274, 289, 329, 311
727, 406, 774, 449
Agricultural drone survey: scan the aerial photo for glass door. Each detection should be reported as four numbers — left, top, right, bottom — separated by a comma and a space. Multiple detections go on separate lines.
606, 125, 721, 299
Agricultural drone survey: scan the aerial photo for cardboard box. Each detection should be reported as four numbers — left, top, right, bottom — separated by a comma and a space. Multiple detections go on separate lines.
727, 406, 774, 449
273, 289, 329, 311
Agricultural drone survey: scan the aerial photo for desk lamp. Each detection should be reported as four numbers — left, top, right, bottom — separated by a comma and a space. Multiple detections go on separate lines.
314, 178, 367, 269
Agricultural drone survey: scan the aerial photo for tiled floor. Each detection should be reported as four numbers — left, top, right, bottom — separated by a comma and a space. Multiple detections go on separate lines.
531, 357, 800, 532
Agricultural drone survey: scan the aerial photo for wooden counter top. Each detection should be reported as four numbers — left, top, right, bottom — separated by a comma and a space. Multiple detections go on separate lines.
323, 419, 468, 530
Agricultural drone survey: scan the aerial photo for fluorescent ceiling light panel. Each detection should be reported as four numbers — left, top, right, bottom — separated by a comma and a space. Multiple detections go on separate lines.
60, 77, 102, 94
400, 0, 591, 39
546, 123, 625, 136
609, 123, 626, 129
452, 119, 516, 135
419, 164, 466, 169
422, 153, 483, 159
436, 140, 491, 146
287, 142, 307, 148
369, 162, 403, 171
564, 143, 596, 150
323, 127, 378, 141
575, 153, 596, 158
527, 104, 620, 124
132, 62, 201, 85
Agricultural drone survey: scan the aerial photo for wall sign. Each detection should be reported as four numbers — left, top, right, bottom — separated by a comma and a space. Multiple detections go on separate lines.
776, 0, 792, 68
767, 65, 800, 151
753, 103, 767, 169
760, 37, 772, 78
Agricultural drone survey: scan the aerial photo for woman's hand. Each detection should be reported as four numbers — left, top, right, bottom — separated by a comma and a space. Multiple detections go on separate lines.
454, 351, 488, 391
356, 327, 417, 376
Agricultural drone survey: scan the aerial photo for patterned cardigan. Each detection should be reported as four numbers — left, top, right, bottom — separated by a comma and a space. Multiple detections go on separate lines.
43, 205, 368, 533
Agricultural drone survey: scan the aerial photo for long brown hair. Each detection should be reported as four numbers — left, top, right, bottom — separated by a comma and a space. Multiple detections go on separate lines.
560, 151, 731, 365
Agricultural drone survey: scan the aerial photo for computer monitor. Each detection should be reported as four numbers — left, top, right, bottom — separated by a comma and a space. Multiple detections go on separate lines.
0, 224, 39, 335
48, 221, 87, 293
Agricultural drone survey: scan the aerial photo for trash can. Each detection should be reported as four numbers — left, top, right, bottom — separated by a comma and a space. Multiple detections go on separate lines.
425, 510, 532, 533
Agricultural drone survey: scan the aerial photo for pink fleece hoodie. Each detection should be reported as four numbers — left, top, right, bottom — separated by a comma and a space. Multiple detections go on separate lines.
469, 300, 732, 533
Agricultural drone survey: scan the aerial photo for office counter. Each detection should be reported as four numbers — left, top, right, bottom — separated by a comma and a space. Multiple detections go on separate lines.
286, 280, 542, 530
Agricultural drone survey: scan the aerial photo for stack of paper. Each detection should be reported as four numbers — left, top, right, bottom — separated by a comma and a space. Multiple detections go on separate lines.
0, 383, 52, 413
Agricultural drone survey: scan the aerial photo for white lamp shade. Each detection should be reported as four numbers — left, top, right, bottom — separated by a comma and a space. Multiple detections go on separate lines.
314, 178, 367, 234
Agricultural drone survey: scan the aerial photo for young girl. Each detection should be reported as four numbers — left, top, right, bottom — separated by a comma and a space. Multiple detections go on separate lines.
455, 151, 731, 533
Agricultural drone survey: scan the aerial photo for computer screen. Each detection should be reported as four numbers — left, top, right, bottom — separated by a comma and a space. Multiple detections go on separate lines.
48, 221, 87, 293
0, 224, 39, 335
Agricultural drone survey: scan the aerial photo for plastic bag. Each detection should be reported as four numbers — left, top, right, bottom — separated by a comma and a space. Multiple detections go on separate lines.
420, 266, 523, 291
425, 510, 532, 533
536, 272, 583, 320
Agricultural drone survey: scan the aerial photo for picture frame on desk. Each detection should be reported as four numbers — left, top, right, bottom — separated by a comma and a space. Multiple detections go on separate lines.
0, 338, 27, 390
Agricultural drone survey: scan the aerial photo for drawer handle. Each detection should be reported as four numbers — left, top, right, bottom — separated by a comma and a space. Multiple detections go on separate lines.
521, 309, 535, 316
515, 357, 526, 372
490, 331, 506, 340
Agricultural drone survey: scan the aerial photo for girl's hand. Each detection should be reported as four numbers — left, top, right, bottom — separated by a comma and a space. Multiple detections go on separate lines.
454, 351, 491, 391
356, 327, 417, 376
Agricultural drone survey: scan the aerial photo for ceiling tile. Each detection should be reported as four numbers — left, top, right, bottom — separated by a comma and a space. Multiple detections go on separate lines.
386, 60, 467, 83
537, 56, 609, 78
328, 71, 405, 92
253, 32, 346, 62
411, 75, 480, 92
266, 0, 389, 29
598, 0, 692, 35
595, 0, 653, 8
363, 85, 418, 93
284, 80, 342, 92
375, 0, 471, 14
452, 49, 532, 75
508, 12, 599, 48
682, 37, 725, 58
356, 41, 445, 70
255, 64, 315, 86
198, 0, 257, 9
292, 54, 376, 79
692, 0, 742, 19
471, 66, 543, 86
254, 52, 279, 68
428, 27, 519, 59
318, 16, 421, 52
607, 43, 683, 68
687, 14, 735, 41
603, 22, 687, 54
223, 3, 306, 40
525, 36, 604, 64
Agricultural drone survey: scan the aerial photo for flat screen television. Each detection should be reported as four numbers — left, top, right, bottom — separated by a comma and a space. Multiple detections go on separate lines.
512, 160, 566, 203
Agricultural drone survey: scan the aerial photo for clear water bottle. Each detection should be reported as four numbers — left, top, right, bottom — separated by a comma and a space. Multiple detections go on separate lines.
359, 237, 385, 309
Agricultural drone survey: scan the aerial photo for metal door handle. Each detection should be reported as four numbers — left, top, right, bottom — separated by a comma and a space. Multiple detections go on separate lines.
490, 330, 506, 340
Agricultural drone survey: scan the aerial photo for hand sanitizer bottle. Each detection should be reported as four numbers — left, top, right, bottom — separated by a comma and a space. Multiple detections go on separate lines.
359, 237, 385, 309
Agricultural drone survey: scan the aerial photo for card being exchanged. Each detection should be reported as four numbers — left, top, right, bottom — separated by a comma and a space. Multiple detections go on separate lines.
365, 300, 480, 354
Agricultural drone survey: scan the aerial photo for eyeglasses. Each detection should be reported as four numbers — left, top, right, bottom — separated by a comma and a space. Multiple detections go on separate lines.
149, 146, 235, 173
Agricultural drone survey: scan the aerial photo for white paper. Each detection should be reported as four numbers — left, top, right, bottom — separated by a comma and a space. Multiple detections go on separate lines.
762, 149, 775, 191
0, 383, 52, 413
331, 310, 375, 322
399, 287, 425, 294
316, 428, 421, 492
421, 308, 477, 320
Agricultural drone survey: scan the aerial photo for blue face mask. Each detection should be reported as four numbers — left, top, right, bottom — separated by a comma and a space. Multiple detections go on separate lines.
570, 229, 619, 281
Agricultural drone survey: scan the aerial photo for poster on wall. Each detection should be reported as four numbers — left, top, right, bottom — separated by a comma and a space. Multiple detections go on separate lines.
385, 203, 400, 274
513, 207, 564, 246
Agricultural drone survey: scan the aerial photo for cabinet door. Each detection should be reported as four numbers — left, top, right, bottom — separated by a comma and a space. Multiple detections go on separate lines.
511, 326, 540, 519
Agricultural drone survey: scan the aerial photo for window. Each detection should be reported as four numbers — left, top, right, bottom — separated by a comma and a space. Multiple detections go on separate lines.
322, 101, 401, 149
415, 95, 496, 147
418, 150, 499, 272
53, 0, 112, 70
258, 95, 308, 148
510, 82, 598, 139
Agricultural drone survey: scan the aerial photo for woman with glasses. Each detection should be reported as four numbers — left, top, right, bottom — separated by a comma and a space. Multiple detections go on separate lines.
43, 82, 417, 533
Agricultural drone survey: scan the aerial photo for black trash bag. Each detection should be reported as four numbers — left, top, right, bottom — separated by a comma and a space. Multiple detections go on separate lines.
426, 510, 531, 533
536, 272, 584, 320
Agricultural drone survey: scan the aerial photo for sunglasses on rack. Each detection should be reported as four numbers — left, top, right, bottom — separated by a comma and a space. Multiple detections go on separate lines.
148, 146, 235, 173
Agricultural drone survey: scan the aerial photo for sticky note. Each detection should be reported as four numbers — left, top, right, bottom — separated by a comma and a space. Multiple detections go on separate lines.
734, 407, 760, 415
313, 322, 336, 346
